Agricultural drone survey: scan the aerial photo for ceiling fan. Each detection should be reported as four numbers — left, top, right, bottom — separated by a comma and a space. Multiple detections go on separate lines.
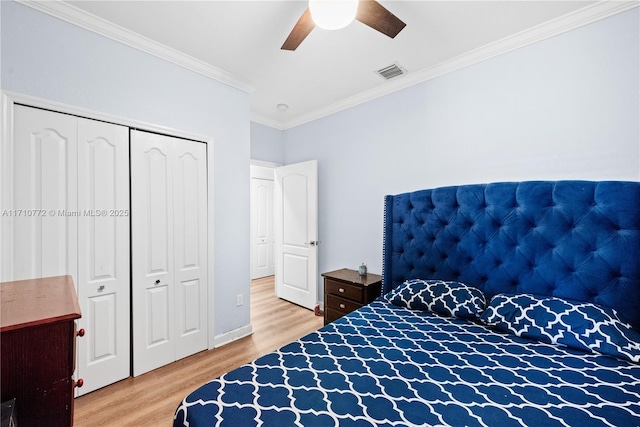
281, 0, 406, 51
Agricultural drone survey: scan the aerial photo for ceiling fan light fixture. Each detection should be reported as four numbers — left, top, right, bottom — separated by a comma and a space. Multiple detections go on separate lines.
309, 0, 358, 30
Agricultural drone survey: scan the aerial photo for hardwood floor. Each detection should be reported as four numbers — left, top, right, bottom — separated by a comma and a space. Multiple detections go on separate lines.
74, 276, 323, 426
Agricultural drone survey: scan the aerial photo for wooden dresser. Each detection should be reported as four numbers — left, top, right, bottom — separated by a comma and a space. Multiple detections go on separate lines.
322, 268, 382, 325
1, 275, 83, 427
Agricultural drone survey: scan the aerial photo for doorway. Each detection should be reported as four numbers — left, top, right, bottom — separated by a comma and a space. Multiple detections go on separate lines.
249, 160, 319, 309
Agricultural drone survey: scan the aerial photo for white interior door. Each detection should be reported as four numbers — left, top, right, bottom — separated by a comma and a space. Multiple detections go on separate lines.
251, 177, 275, 279
274, 160, 318, 310
132, 131, 175, 376
4, 105, 78, 282
131, 130, 208, 376
76, 118, 130, 395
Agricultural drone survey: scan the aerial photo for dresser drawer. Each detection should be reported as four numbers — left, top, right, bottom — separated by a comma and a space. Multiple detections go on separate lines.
325, 279, 363, 302
326, 293, 362, 314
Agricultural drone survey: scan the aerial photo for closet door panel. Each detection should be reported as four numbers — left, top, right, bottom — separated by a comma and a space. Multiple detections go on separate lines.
147, 149, 172, 273
173, 139, 208, 360
89, 295, 117, 356
131, 130, 175, 376
148, 286, 170, 343
7, 106, 77, 282
77, 118, 130, 395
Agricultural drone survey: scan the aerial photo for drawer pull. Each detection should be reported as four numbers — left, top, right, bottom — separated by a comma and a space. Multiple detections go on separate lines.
77, 328, 85, 337
339, 303, 345, 309
339, 288, 345, 293
74, 379, 84, 388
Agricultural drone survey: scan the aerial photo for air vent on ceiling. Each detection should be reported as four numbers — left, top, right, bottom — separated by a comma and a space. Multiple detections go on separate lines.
376, 63, 406, 80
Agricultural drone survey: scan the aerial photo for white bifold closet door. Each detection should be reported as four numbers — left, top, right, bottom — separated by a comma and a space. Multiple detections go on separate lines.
131, 130, 208, 377
8, 106, 78, 282
7, 105, 130, 396
76, 118, 130, 395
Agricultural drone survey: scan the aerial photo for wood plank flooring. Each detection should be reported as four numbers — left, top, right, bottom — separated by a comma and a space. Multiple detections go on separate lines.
74, 276, 323, 426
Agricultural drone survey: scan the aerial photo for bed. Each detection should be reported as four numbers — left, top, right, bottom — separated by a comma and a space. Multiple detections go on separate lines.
174, 181, 640, 427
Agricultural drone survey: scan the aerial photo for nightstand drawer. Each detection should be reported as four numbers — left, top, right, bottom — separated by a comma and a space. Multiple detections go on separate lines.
325, 279, 363, 302
325, 307, 347, 324
322, 268, 382, 326
326, 293, 362, 314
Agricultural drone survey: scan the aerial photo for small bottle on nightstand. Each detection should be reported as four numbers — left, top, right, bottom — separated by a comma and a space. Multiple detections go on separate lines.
358, 263, 367, 276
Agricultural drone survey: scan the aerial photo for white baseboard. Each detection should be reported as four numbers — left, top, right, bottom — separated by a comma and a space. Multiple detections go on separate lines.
213, 324, 253, 348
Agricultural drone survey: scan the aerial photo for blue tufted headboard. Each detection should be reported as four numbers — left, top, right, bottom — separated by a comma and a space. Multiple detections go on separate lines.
382, 181, 640, 330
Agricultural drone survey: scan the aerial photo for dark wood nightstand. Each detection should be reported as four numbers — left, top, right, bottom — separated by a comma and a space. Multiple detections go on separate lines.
322, 268, 382, 325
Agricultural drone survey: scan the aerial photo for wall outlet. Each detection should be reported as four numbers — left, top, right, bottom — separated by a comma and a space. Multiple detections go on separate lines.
236, 293, 243, 306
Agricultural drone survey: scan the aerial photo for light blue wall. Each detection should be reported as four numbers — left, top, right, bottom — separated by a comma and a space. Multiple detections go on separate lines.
280, 8, 640, 300
4, 0, 636, 334
251, 122, 285, 164
1, 1, 252, 336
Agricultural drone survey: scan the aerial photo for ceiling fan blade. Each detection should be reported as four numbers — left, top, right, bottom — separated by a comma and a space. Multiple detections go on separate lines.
356, 0, 406, 39
281, 8, 315, 51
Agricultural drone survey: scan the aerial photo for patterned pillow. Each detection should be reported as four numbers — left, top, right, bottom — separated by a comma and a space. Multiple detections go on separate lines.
480, 293, 640, 363
384, 279, 486, 320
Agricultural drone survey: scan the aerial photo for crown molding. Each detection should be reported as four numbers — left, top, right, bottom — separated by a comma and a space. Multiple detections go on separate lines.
280, 1, 639, 130
17, 0, 638, 130
18, 0, 255, 94
250, 112, 288, 131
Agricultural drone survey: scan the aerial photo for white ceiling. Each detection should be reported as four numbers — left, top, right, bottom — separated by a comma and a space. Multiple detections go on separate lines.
50, 0, 630, 129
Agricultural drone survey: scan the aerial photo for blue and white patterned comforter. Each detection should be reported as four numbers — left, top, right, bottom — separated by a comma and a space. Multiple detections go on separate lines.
174, 299, 640, 427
